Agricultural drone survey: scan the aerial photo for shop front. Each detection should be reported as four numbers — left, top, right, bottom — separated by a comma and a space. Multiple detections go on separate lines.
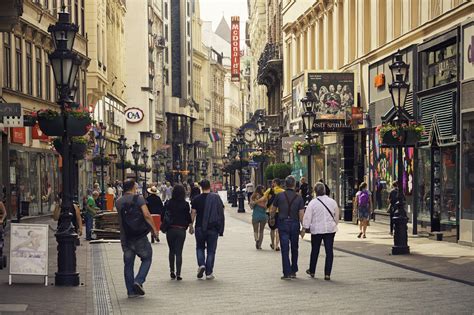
368, 46, 417, 226
415, 28, 460, 242
459, 20, 474, 245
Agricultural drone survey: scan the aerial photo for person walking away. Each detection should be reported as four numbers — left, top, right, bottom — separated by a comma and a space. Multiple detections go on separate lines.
354, 182, 372, 238
263, 179, 284, 251
319, 179, 331, 197
249, 185, 267, 249
303, 182, 339, 280
116, 179, 158, 298
165, 182, 173, 201
245, 182, 255, 203
299, 177, 309, 204
146, 186, 164, 243
271, 176, 305, 280
387, 181, 399, 235
85, 191, 100, 241
190, 179, 225, 280
160, 182, 167, 201
190, 183, 201, 201
164, 184, 192, 280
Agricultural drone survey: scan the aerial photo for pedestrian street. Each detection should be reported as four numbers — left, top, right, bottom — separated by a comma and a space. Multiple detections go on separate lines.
95, 208, 474, 314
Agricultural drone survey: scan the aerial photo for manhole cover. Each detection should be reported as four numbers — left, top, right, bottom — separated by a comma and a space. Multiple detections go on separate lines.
374, 277, 429, 282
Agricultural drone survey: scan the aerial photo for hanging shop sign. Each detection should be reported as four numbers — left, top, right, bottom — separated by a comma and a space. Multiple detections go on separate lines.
10, 127, 26, 144
231, 16, 240, 82
124, 108, 144, 123
32, 124, 49, 141
311, 120, 352, 132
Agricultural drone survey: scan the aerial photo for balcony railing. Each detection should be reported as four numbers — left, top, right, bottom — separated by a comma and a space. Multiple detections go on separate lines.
257, 43, 283, 87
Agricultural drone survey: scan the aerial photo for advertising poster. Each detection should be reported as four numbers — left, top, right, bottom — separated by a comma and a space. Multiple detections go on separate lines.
291, 73, 305, 122
231, 16, 240, 82
10, 224, 49, 276
307, 72, 355, 121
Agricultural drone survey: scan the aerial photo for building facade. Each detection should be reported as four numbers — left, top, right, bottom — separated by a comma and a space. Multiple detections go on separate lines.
280, 0, 473, 243
0, 0, 88, 217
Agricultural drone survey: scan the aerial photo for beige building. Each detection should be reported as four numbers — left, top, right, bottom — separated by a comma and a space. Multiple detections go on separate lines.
0, 0, 88, 216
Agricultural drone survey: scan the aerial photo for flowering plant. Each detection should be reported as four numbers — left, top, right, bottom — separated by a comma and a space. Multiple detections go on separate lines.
249, 150, 275, 159
293, 141, 324, 155
65, 107, 93, 123
377, 121, 425, 142
37, 109, 60, 120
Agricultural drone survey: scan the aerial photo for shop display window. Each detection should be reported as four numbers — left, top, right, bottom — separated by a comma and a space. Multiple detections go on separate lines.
417, 148, 432, 233
461, 113, 474, 220
422, 41, 458, 90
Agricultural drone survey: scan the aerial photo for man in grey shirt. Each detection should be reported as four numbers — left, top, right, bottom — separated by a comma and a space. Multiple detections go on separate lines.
271, 175, 305, 280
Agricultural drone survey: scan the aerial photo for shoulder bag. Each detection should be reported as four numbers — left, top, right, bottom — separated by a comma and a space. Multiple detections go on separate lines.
317, 197, 337, 223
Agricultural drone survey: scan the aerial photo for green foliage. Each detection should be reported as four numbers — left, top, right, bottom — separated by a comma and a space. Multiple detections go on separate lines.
272, 163, 292, 180
37, 109, 60, 120
264, 164, 275, 181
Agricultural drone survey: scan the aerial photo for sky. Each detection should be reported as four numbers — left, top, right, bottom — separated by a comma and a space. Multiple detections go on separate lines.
199, 0, 248, 47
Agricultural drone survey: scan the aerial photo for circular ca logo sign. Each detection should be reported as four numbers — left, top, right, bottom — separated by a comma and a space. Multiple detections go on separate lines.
125, 107, 144, 123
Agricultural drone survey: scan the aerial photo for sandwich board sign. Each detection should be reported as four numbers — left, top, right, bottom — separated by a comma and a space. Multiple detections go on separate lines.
9, 223, 49, 286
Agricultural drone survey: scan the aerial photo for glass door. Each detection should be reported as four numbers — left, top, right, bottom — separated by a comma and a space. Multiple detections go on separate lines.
417, 148, 431, 235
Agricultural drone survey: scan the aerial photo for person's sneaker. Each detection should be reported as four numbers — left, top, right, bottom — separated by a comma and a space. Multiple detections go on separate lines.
324, 275, 331, 281
306, 269, 315, 278
170, 272, 176, 279
275, 247, 280, 251
290, 272, 297, 279
127, 294, 141, 298
133, 283, 145, 295
357, 232, 362, 238
363, 234, 366, 239
255, 241, 259, 249
206, 274, 215, 280
197, 266, 205, 279
176, 276, 182, 281
281, 275, 292, 280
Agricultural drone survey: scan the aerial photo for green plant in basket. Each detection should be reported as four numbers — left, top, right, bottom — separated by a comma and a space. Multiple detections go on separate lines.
37, 109, 60, 120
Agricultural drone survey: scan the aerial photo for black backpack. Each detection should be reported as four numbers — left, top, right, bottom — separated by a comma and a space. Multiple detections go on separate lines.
121, 195, 149, 239
160, 201, 172, 233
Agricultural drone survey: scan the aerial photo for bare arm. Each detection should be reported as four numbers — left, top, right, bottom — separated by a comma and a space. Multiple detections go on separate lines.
141, 204, 158, 235
299, 209, 305, 223
74, 204, 83, 236
0, 201, 6, 223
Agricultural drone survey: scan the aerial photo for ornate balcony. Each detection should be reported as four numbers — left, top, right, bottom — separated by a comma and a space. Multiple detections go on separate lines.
257, 43, 283, 88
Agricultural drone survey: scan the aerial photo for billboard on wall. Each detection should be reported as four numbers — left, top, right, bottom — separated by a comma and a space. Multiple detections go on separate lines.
291, 73, 305, 122
231, 16, 240, 82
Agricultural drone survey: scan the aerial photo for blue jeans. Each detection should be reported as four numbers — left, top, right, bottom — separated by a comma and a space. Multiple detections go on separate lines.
278, 218, 300, 277
122, 236, 153, 295
84, 213, 93, 240
195, 227, 219, 276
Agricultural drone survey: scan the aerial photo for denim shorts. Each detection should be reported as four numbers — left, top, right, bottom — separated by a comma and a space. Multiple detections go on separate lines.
358, 207, 370, 220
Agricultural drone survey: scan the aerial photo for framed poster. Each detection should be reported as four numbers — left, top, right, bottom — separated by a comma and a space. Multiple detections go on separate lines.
9, 224, 49, 278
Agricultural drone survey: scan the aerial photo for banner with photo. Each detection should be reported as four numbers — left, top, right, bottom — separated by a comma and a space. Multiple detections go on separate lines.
291, 73, 305, 122
307, 72, 355, 121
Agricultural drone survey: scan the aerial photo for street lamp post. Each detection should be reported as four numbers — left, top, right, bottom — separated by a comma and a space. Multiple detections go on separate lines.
300, 90, 317, 203
96, 132, 107, 210
48, 8, 82, 286
384, 50, 411, 255
256, 114, 269, 186
141, 147, 149, 195
131, 141, 140, 181
151, 152, 160, 183
236, 129, 246, 213
229, 140, 238, 207
118, 135, 128, 184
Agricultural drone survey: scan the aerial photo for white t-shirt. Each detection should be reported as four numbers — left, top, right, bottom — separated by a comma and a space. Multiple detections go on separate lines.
303, 195, 339, 234
246, 183, 255, 193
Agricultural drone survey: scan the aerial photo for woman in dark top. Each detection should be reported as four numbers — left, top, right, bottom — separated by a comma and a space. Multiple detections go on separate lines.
165, 184, 192, 280
190, 183, 201, 201
146, 186, 164, 243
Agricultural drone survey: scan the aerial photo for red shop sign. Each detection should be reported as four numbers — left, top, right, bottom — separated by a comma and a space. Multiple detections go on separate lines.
32, 123, 49, 141
11, 127, 26, 144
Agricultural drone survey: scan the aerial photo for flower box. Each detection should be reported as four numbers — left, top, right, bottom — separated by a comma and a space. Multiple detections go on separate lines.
38, 116, 64, 137
381, 130, 420, 147
67, 116, 91, 136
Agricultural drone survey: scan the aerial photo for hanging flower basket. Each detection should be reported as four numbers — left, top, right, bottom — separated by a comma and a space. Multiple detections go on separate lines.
52, 137, 88, 159
115, 160, 132, 170
66, 109, 92, 136
92, 155, 111, 166
38, 110, 64, 137
378, 122, 423, 147
131, 164, 151, 172
293, 141, 324, 156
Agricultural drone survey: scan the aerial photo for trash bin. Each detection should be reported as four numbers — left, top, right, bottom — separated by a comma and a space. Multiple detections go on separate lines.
21, 201, 30, 216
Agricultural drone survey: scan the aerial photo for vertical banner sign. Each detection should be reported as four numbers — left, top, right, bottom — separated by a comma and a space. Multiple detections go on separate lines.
231, 16, 240, 82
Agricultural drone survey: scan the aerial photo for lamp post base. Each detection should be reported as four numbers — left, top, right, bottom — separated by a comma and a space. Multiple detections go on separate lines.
55, 232, 80, 286
392, 214, 410, 255
237, 192, 245, 213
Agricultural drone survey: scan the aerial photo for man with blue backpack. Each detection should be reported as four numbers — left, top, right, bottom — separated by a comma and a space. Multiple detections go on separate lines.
354, 182, 373, 239
116, 179, 158, 298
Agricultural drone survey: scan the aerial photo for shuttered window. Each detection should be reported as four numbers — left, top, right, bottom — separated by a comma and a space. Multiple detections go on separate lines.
419, 90, 456, 142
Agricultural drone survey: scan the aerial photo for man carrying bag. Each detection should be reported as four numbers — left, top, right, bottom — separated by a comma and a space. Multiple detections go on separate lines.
116, 179, 158, 298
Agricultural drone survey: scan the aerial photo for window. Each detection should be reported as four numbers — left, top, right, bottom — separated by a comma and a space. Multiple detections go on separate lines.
422, 42, 457, 90
82, 70, 86, 104
3, 34, 12, 88
44, 0, 49, 9
80, 0, 85, 35
26, 42, 33, 95
15, 36, 22, 92
74, 0, 78, 26
45, 51, 51, 101
36, 46, 42, 98
165, 24, 168, 41
164, 2, 168, 19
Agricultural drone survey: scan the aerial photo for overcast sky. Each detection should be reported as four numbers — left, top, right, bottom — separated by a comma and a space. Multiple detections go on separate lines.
199, 0, 248, 46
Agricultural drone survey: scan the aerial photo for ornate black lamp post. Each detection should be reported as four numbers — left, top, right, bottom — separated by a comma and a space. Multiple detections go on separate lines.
384, 50, 411, 255
229, 141, 238, 207
300, 90, 317, 202
151, 152, 160, 183
256, 114, 270, 186
141, 147, 149, 195
235, 129, 246, 213
201, 159, 208, 178
131, 141, 140, 180
48, 8, 82, 286
118, 135, 128, 184
96, 132, 107, 210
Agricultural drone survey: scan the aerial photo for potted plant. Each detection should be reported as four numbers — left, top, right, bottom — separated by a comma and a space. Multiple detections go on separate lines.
264, 164, 275, 181
92, 155, 111, 166
272, 163, 292, 180
378, 122, 424, 147
37, 109, 63, 136
115, 160, 132, 170
293, 141, 324, 156
66, 108, 93, 136
52, 136, 88, 159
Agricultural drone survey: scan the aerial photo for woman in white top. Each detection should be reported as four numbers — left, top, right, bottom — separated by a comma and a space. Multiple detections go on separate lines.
303, 182, 340, 280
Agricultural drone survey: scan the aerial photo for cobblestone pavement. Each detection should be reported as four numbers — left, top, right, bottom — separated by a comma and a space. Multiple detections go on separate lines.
101, 207, 474, 314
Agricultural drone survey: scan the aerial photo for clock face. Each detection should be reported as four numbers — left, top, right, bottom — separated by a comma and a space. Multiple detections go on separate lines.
244, 129, 256, 142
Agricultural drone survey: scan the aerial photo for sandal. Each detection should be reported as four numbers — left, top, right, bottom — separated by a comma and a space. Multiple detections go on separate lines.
270, 244, 274, 250
357, 232, 362, 238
